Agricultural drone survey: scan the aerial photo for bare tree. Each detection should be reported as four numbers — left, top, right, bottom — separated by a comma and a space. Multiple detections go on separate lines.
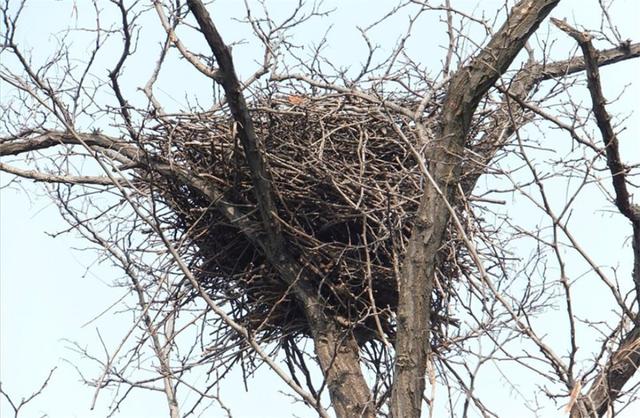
1, 0, 639, 417
0, 368, 56, 418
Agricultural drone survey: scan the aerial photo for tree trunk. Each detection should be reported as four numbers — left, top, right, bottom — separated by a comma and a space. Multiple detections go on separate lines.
390, 1, 560, 416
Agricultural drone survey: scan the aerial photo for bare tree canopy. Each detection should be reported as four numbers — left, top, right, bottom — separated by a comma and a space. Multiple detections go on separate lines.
1, 0, 639, 417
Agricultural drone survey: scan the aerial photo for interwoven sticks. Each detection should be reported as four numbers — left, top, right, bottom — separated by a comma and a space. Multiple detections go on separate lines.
146, 93, 461, 350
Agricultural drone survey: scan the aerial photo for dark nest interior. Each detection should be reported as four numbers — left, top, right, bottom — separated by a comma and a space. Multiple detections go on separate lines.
144, 93, 469, 359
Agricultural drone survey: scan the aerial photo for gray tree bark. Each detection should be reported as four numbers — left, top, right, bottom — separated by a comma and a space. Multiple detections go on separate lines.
390, 2, 561, 417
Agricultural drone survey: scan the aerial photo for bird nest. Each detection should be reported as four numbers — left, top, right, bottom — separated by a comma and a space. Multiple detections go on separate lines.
144, 93, 467, 353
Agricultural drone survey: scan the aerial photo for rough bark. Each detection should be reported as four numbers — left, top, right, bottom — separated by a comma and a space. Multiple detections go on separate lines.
570, 325, 640, 418
390, 2, 561, 417
186, 1, 374, 416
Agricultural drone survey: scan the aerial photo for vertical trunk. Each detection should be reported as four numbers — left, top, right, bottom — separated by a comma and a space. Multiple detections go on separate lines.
390, 2, 560, 416
306, 306, 375, 418
390, 145, 460, 417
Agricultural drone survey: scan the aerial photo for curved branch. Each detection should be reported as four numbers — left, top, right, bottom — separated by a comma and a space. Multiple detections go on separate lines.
536, 41, 640, 82
153, 1, 222, 80
462, 41, 640, 197
0, 131, 137, 158
0, 162, 125, 186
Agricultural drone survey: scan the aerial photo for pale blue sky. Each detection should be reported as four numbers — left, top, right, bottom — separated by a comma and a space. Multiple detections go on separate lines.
1, 1, 640, 417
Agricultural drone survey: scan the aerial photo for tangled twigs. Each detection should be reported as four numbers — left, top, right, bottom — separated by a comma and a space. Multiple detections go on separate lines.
144, 93, 463, 353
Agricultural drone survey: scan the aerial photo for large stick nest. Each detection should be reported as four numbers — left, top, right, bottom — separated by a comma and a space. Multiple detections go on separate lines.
144, 93, 467, 352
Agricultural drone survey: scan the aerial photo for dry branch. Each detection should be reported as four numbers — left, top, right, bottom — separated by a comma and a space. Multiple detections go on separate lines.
553, 18, 640, 418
